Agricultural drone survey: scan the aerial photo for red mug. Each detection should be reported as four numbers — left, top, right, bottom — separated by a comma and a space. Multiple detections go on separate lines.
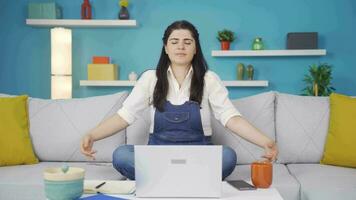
251, 161, 273, 188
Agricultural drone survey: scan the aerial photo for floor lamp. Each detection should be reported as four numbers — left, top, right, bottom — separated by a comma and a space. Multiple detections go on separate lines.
51, 27, 72, 99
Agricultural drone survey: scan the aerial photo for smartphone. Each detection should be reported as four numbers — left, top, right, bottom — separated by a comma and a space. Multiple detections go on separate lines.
227, 180, 256, 191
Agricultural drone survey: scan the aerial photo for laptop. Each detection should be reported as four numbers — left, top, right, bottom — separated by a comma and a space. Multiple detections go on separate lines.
134, 145, 222, 198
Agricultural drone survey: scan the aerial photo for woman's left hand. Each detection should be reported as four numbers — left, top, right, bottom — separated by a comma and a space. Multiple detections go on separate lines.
262, 141, 278, 162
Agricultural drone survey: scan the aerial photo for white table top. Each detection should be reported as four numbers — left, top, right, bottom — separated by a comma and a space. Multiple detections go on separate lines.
84, 181, 283, 200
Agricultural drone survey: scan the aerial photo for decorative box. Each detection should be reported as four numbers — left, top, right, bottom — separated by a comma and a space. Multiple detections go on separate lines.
88, 64, 118, 80
28, 2, 62, 19
287, 32, 318, 49
92, 56, 110, 64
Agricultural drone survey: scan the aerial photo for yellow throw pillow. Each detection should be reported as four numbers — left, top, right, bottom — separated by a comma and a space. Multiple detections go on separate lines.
0, 95, 38, 166
321, 93, 356, 168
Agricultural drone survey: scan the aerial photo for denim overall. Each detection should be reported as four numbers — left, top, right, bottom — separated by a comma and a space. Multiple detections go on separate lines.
113, 101, 237, 180
148, 100, 211, 145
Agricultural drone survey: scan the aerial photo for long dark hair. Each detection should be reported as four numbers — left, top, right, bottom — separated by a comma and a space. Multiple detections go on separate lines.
153, 20, 209, 112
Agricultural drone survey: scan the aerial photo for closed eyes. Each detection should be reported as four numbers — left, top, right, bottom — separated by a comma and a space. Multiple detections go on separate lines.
169, 38, 193, 45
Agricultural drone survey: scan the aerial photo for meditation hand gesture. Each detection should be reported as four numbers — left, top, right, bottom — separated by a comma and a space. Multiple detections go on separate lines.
262, 141, 278, 162
80, 134, 97, 160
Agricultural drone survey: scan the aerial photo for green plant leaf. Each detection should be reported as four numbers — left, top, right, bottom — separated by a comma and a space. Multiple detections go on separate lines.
301, 63, 335, 96
217, 29, 235, 42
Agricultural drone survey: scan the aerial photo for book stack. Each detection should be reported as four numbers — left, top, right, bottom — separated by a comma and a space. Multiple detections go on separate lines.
88, 56, 118, 80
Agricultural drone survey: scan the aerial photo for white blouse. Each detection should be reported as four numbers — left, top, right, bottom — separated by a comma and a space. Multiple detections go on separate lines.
117, 66, 241, 136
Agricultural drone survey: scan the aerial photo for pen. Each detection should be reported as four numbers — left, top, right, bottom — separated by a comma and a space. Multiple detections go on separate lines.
95, 181, 106, 189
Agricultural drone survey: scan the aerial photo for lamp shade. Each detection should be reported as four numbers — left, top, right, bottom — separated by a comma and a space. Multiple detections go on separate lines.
51, 27, 72, 99
51, 76, 72, 99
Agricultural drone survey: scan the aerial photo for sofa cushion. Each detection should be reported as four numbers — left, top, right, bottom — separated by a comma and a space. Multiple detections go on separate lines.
275, 92, 329, 163
29, 92, 128, 162
211, 91, 276, 164
126, 107, 151, 145
321, 93, 356, 168
287, 164, 356, 200
0, 162, 124, 200
226, 164, 300, 200
0, 95, 38, 166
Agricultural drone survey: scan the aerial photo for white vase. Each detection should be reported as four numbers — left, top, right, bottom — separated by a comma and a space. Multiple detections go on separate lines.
128, 71, 137, 81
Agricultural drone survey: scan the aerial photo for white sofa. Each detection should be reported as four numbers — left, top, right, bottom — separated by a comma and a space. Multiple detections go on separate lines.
1, 91, 356, 200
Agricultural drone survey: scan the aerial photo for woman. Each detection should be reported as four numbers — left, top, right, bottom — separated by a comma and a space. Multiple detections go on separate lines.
80, 20, 278, 180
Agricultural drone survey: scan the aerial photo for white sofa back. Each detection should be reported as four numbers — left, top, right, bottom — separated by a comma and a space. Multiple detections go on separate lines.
1, 90, 332, 165
126, 91, 331, 165
126, 107, 151, 145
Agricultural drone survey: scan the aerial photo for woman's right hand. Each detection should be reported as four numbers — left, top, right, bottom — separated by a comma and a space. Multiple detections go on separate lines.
79, 114, 129, 160
80, 134, 97, 160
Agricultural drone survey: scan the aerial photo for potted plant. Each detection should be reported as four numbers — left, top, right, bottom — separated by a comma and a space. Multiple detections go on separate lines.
217, 29, 236, 50
301, 63, 336, 96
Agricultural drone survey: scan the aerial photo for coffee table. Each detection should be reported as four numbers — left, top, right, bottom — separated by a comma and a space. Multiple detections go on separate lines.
83, 181, 284, 200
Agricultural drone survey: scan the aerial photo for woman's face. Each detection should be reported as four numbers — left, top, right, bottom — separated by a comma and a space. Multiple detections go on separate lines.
165, 29, 196, 67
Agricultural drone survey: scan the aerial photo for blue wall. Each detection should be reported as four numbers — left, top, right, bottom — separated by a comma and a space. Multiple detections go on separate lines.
1, 0, 356, 99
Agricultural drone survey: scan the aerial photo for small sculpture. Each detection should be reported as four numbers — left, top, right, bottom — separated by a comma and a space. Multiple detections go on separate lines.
237, 63, 245, 80
118, 0, 130, 19
252, 37, 264, 50
247, 65, 254, 80
129, 71, 138, 81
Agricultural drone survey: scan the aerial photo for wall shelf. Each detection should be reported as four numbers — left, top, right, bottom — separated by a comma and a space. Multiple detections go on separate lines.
223, 80, 268, 87
211, 49, 326, 57
26, 19, 137, 28
80, 80, 136, 86
80, 80, 269, 87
